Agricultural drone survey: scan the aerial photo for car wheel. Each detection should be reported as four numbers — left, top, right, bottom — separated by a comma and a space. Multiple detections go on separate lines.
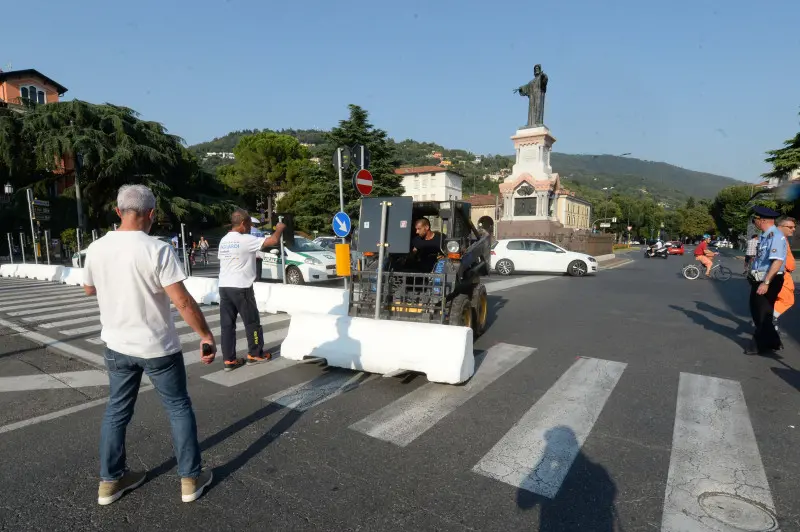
285, 266, 304, 285
568, 260, 588, 277
495, 259, 514, 276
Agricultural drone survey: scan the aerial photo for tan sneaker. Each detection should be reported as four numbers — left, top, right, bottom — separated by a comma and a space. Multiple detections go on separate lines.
181, 469, 213, 503
97, 470, 146, 505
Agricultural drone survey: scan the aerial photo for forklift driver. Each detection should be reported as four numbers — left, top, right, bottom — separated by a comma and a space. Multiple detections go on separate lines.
410, 217, 443, 272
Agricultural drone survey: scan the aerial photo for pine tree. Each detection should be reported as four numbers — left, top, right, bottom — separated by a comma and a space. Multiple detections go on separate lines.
764, 111, 800, 179
278, 105, 404, 233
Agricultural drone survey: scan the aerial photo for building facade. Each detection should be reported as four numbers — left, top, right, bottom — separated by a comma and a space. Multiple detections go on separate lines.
0, 69, 68, 111
556, 193, 592, 230
395, 166, 464, 201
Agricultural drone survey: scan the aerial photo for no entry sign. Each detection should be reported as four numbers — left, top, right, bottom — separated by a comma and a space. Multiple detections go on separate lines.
353, 169, 373, 196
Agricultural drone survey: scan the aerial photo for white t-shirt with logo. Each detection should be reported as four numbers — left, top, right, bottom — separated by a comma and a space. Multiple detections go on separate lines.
218, 231, 267, 288
83, 231, 187, 359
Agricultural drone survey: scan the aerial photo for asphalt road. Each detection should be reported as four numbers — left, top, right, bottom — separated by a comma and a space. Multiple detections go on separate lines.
0, 251, 798, 531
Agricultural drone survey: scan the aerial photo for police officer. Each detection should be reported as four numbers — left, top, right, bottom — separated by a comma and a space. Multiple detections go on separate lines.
747, 206, 787, 354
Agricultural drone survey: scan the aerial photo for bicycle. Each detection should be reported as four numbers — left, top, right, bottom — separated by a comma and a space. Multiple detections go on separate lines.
682, 259, 732, 281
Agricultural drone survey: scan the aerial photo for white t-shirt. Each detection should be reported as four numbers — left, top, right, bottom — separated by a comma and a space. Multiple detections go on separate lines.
218, 231, 267, 288
83, 231, 187, 359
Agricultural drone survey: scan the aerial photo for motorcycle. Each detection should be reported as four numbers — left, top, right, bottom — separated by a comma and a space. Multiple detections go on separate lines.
644, 245, 668, 259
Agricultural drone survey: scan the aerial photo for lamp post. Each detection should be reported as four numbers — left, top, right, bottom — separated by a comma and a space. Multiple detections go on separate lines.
602, 186, 614, 230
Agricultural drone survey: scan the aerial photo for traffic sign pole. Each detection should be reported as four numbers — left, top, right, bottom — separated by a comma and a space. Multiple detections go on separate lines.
336, 148, 349, 290
26, 189, 38, 264
19, 232, 26, 264
6, 233, 13, 264
279, 215, 287, 285
44, 229, 51, 265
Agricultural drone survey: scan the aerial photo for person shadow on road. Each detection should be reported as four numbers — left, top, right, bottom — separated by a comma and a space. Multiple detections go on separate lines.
516, 426, 619, 531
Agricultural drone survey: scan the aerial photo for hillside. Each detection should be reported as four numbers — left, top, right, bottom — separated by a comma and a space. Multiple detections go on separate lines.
188, 130, 744, 204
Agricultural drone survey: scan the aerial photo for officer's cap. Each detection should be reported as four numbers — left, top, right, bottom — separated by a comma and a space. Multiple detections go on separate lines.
752, 205, 781, 219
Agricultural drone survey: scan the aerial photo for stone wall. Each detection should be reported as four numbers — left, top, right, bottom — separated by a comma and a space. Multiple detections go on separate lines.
496, 220, 613, 256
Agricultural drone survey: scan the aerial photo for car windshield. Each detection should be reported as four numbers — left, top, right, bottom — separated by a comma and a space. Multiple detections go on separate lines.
291, 236, 326, 252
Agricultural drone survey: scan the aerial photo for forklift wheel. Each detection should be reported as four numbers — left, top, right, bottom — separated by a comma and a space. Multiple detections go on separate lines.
448, 294, 474, 331
471, 284, 488, 337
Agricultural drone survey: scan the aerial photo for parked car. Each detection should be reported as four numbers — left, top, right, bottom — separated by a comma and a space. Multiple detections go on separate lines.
490, 238, 598, 277
257, 235, 338, 284
668, 241, 685, 255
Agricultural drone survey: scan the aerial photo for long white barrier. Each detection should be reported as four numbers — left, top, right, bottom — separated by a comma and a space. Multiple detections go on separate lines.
29, 264, 64, 281
252, 283, 348, 316
184, 277, 220, 305
281, 312, 475, 384
61, 267, 85, 286
0, 264, 17, 278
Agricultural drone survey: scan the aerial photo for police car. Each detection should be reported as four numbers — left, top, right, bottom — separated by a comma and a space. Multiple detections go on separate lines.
257, 233, 339, 284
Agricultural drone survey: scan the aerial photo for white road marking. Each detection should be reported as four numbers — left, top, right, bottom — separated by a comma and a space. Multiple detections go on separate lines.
0, 385, 154, 435
472, 357, 627, 498
22, 307, 100, 323
0, 370, 108, 392
8, 300, 97, 317
266, 371, 375, 412
0, 289, 83, 305
600, 259, 633, 270
0, 286, 81, 299
202, 355, 296, 386
661, 373, 778, 531
485, 276, 559, 293
0, 317, 105, 366
350, 343, 535, 446
40, 314, 102, 329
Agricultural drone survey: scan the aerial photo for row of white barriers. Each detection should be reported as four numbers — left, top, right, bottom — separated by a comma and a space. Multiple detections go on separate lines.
0, 264, 474, 384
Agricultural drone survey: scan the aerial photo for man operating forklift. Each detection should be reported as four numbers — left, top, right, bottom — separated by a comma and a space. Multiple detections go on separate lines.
409, 217, 443, 273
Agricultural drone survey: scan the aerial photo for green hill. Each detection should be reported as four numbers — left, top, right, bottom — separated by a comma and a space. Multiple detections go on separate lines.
188, 130, 744, 204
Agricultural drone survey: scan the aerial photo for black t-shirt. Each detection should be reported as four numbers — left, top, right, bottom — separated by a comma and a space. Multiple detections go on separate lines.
411, 232, 443, 272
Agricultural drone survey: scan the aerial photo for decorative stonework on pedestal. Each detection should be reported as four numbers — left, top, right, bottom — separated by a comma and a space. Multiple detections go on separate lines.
499, 125, 562, 222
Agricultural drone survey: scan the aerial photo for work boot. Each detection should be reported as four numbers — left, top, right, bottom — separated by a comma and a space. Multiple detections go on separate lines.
181, 469, 213, 503
97, 470, 147, 505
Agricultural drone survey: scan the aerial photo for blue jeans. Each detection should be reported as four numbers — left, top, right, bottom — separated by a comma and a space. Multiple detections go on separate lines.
100, 349, 201, 481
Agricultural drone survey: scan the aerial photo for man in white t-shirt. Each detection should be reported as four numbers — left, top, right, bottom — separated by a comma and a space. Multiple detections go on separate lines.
217, 209, 285, 371
83, 185, 215, 506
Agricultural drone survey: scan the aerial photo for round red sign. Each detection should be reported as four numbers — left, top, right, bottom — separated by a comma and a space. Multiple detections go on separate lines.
354, 169, 373, 196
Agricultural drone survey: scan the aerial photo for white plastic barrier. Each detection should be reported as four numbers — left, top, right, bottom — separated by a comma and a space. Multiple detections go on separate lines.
184, 276, 220, 305
252, 283, 349, 315
281, 312, 475, 384
0, 264, 17, 278
61, 267, 85, 286
29, 264, 65, 282
14, 264, 35, 279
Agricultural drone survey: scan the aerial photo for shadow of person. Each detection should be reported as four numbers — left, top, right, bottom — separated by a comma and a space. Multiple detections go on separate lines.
146, 315, 368, 493
516, 426, 618, 532
669, 304, 750, 350
694, 301, 751, 331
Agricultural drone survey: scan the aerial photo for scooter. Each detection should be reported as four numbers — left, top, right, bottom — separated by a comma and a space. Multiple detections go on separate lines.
644, 245, 668, 259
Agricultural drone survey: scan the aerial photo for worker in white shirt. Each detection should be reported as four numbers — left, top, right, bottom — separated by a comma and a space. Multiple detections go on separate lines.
217, 209, 286, 371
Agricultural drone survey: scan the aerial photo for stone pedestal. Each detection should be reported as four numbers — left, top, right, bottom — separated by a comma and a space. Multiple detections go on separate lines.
499, 125, 561, 223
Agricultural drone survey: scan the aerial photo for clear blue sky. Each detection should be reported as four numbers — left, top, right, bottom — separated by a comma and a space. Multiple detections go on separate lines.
2, 0, 799, 181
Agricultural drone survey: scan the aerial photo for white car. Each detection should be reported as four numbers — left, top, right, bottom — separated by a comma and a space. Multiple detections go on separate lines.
258, 235, 339, 284
490, 238, 598, 276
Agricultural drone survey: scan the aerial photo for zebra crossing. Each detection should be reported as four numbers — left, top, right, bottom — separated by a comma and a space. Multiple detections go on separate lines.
0, 277, 784, 528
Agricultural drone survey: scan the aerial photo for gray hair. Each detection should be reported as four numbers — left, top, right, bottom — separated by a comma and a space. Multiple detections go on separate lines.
778, 215, 797, 227
117, 185, 156, 215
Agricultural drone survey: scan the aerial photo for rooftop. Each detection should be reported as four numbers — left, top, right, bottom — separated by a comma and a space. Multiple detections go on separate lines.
394, 166, 465, 177
0, 69, 68, 95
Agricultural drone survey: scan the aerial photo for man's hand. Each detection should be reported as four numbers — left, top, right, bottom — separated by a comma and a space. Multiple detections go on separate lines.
200, 336, 217, 364
757, 282, 769, 295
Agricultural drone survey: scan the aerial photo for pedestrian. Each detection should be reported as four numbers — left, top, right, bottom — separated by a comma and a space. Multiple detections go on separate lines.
84, 184, 216, 505
199, 236, 209, 266
744, 234, 759, 274
746, 206, 787, 355
218, 208, 286, 371
773, 216, 797, 335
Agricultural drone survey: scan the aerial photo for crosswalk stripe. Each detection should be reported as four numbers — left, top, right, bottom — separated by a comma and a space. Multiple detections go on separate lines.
350, 343, 535, 447
0, 296, 91, 312
40, 313, 103, 329
265, 371, 376, 412
661, 373, 778, 531
9, 300, 97, 317
485, 275, 559, 293
472, 356, 626, 498
22, 307, 101, 323
0, 280, 55, 290
84, 309, 222, 345
0, 370, 108, 392
0, 286, 81, 301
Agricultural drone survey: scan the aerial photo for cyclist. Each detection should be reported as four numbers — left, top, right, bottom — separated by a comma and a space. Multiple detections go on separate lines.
694, 234, 717, 277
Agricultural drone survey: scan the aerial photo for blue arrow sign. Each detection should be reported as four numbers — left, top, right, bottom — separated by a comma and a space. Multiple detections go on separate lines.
332, 211, 352, 237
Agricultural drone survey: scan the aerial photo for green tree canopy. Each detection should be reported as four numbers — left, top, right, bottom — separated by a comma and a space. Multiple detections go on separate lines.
764, 111, 800, 179
680, 206, 716, 237
279, 105, 404, 232
221, 132, 311, 220
0, 100, 233, 233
